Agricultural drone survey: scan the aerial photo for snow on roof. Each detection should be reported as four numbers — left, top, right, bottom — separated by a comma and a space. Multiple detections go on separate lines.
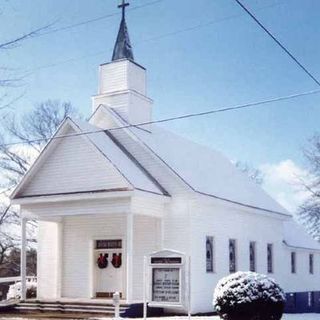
283, 220, 320, 251
127, 123, 289, 215
72, 119, 165, 196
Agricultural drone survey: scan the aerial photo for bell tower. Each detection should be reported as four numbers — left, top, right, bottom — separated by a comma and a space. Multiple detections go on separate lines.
92, 1, 153, 127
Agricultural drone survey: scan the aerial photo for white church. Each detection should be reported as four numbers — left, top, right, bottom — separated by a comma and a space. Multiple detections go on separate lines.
10, 1, 320, 314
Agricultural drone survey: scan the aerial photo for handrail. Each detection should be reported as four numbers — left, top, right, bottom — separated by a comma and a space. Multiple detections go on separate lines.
0, 276, 37, 284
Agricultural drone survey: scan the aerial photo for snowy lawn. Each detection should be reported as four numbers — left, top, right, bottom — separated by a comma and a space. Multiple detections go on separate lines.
0, 316, 318, 320
131, 316, 319, 320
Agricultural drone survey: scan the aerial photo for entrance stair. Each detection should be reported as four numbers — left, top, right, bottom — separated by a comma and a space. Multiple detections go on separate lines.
14, 299, 130, 316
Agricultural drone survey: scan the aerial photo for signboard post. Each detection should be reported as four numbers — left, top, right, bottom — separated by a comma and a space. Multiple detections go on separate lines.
143, 249, 190, 320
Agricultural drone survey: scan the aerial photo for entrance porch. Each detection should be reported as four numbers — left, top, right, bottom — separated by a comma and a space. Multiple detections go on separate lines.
16, 190, 167, 304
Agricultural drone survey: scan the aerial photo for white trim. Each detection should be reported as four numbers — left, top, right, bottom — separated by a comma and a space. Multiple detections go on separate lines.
133, 189, 171, 202
11, 190, 134, 205
21, 217, 27, 300
56, 221, 63, 298
282, 240, 320, 252
195, 192, 291, 220
126, 213, 133, 303
90, 235, 127, 299
92, 89, 153, 104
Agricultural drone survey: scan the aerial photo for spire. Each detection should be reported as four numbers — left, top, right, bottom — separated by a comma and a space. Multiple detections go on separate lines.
112, 0, 134, 62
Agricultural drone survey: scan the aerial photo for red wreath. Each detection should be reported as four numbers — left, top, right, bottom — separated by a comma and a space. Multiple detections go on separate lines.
97, 253, 108, 269
112, 253, 122, 268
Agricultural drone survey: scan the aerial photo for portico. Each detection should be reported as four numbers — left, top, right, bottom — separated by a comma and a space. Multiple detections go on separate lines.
14, 189, 167, 303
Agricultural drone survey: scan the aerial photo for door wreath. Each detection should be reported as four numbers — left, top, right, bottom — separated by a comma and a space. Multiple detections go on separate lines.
112, 253, 122, 268
97, 253, 108, 269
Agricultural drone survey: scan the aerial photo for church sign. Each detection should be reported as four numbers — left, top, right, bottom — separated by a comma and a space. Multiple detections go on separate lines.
147, 250, 187, 308
152, 267, 180, 303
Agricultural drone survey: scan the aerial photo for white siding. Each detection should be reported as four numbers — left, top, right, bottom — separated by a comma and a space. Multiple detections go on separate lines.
37, 221, 60, 299
92, 91, 153, 124
131, 194, 165, 217
19, 127, 129, 197
127, 61, 146, 95
93, 92, 130, 120
132, 215, 161, 300
162, 196, 192, 254
99, 60, 146, 95
62, 214, 126, 298
127, 93, 153, 125
99, 61, 128, 94
189, 198, 320, 313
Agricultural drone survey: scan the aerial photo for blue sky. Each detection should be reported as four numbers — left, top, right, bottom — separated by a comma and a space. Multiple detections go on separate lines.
1, 0, 320, 210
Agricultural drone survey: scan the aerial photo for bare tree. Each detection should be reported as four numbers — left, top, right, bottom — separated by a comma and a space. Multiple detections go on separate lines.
235, 161, 264, 185
1, 100, 77, 185
297, 134, 320, 241
0, 100, 79, 273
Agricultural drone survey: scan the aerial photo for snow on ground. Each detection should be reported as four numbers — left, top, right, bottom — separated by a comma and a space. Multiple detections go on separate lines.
123, 316, 318, 320
0, 315, 319, 320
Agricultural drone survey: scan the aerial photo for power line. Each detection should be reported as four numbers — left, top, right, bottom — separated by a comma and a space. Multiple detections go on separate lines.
234, 0, 320, 87
2, 88, 320, 148
24, 1, 284, 74
36, 0, 164, 37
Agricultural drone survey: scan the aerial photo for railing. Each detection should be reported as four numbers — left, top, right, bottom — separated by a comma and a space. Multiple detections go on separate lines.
0, 276, 37, 284
0, 276, 37, 301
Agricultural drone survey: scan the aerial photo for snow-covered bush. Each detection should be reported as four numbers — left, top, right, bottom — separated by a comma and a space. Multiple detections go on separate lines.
7, 279, 37, 300
213, 271, 285, 320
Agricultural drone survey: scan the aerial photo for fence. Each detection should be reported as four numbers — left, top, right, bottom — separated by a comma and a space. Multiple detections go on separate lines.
0, 276, 37, 301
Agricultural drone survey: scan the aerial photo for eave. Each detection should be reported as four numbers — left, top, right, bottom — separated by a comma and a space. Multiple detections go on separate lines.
11, 188, 134, 205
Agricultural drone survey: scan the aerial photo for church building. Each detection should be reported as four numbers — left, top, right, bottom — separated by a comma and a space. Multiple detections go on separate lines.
10, 1, 320, 314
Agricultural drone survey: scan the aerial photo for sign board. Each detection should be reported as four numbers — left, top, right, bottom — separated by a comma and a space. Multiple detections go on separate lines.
152, 267, 180, 303
96, 239, 122, 249
146, 250, 187, 309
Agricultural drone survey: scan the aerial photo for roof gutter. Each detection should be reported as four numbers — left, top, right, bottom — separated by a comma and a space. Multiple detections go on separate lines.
282, 240, 320, 252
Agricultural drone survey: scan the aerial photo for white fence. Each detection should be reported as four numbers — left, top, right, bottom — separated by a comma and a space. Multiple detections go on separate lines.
0, 276, 37, 301
0, 276, 37, 284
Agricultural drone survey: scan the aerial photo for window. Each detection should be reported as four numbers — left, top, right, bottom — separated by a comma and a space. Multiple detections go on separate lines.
229, 239, 237, 273
309, 254, 314, 274
249, 241, 256, 272
267, 243, 273, 273
206, 236, 214, 273
291, 252, 296, 273
308, 292, 314, 308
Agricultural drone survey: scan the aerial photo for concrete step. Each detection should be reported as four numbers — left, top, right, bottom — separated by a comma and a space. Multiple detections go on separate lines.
15, 300, 129, 315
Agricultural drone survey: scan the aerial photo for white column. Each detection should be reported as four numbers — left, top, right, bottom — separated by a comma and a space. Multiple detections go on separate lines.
21, 217, 27, 300
126, 213, 133, 302
56, 221, 63, 298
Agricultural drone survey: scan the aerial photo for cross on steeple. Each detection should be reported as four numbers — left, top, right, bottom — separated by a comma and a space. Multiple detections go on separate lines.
111, 0, 134, 61
118, 0, 129, 20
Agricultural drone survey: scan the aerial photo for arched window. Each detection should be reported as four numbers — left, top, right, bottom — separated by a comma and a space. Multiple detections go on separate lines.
229, 239, 236, 273
267, 243, 273, 273
249, 241, 256, 272
206, 236, 214, 273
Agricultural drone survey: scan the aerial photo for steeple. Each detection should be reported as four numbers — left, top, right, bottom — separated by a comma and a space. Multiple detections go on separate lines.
112, 1, 134, 61
91, 0, 152, 127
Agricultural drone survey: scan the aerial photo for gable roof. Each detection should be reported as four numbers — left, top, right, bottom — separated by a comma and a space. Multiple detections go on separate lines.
99, 105, 290, 216
72, 119, 168, 196
11, 118, 167, 199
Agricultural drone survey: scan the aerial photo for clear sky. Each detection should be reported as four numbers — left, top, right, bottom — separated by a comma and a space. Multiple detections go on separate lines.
1, 0, 320, 211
